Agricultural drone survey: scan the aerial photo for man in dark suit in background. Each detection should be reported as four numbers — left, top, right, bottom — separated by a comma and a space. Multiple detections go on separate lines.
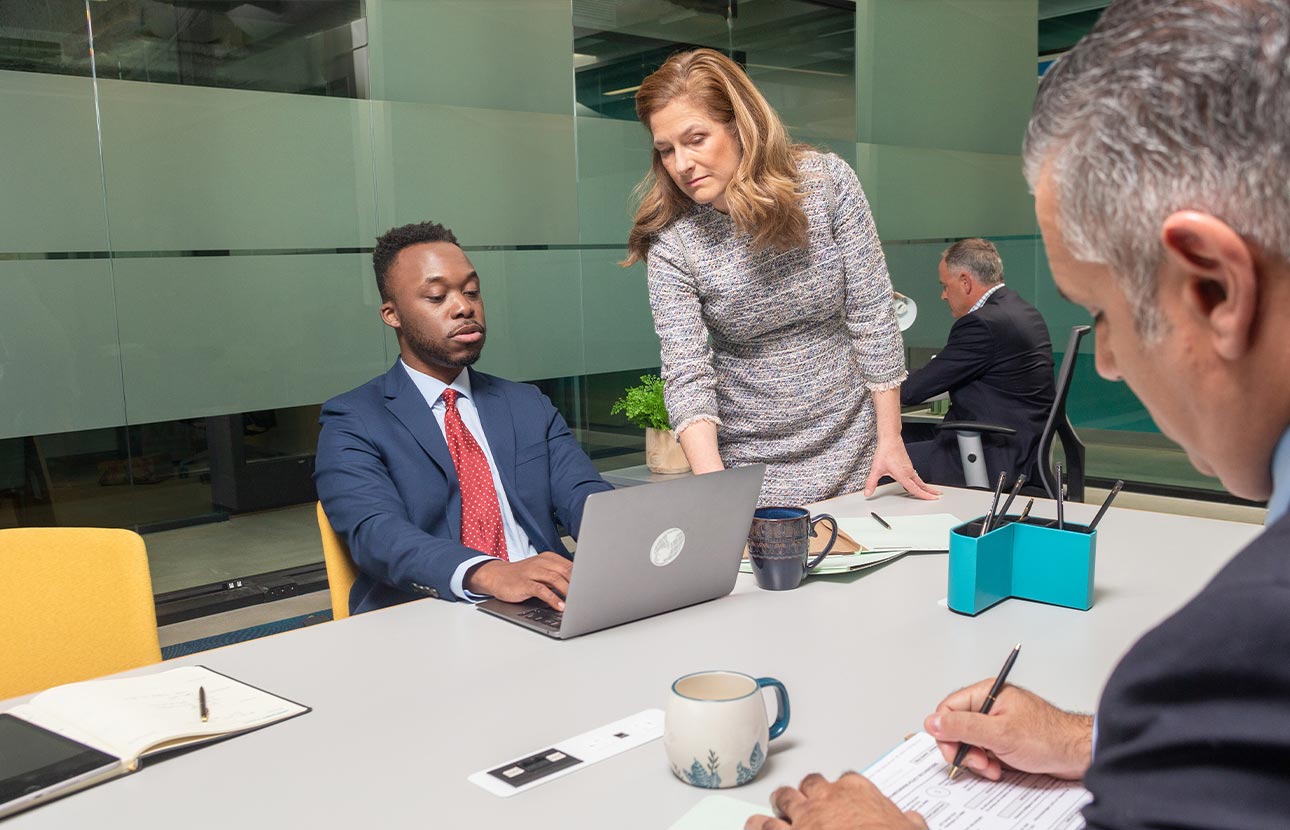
314, 221, 611, 615
748, 2, 1290, 828
901, 238, 1055, 487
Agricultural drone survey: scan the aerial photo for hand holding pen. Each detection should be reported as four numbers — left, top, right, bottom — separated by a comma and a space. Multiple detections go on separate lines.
949, 644, 1020, 779
925, 667, 1094, 783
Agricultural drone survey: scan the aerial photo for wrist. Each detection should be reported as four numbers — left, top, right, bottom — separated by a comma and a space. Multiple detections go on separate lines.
1056, 713, 1095, 779
877, 419, 906, 447
463, 559, 503, 595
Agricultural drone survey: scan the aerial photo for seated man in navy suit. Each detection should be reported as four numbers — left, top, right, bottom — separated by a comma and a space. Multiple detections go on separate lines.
901, 238, 1055, 486
315, 221, 612, 615
749, 1, 1290, 828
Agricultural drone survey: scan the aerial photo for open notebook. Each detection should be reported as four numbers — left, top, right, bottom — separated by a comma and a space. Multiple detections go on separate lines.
1, 665, 308, 819
835, 513, 964, 552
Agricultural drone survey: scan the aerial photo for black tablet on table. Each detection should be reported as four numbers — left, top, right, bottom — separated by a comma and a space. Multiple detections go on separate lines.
0, 713, 123, 819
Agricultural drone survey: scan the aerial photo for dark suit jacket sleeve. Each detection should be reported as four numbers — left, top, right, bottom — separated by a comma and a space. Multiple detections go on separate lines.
900, 314, 995, 406
539, 393, 613, 539
1082, 538, 1290, 829
315, 396, 481, 601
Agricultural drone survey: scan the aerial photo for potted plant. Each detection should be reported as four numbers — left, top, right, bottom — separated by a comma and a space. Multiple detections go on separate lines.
610, 374, 691, 475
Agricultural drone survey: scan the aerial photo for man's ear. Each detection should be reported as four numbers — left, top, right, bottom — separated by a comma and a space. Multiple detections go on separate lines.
379, 300, 400, 331
1160, 210, 1257, 361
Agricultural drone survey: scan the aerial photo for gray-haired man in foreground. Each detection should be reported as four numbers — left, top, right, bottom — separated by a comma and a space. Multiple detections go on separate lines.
749, 1, 1290, 827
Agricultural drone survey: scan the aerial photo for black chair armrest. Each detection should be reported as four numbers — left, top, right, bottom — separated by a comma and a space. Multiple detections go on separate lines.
935, 421, 1017, 436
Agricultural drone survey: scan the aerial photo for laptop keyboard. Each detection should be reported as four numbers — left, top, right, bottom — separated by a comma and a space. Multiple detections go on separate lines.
519, 606, 564, 629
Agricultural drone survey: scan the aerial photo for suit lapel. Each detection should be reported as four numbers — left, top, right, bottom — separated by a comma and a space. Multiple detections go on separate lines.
472, 370, 517, 492
383, 362, 455, 482
472, 370, 547, 547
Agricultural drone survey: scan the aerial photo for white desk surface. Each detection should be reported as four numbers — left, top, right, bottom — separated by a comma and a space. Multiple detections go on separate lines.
4, 486, 1261, 829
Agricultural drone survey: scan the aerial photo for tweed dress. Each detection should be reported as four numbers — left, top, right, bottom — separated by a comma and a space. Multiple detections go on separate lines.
646, 151, 906, 506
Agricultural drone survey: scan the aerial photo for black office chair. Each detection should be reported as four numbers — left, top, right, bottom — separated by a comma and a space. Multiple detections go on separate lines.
936, 325, 1092, 502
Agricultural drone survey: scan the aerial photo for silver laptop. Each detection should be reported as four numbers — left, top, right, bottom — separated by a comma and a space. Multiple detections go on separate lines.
477, 464, 765, 639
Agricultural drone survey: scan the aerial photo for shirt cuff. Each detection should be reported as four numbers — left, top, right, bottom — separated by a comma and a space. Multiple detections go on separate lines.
451, 554, 499, 602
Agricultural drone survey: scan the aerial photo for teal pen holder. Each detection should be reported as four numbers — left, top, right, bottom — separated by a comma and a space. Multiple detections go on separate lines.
947, 515, 1096, 616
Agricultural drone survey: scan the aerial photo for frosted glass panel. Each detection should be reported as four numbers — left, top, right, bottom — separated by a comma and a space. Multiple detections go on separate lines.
580, 250, 658, 375
855, 143, 1034, 241
0, 261, 125, 439
96, 79, 377, 251
470, 249, 585, 382
373, 101, 577, 245
0, 71, 107, 253
112, 254, 385, 424
369, 0, 572, 114
575, 116, 651, 246
856, 0, 1037, 155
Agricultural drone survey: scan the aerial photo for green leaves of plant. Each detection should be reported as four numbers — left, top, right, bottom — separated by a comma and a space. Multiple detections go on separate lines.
609, 374, 671, 431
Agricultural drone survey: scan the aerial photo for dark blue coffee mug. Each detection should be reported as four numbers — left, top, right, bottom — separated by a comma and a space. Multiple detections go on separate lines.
747, 507, 839, 591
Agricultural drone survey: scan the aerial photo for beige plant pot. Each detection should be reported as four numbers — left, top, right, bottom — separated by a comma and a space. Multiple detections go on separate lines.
645, 427, 691, 475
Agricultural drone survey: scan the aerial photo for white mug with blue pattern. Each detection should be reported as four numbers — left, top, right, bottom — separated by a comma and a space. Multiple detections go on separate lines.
664, 670, 790, 788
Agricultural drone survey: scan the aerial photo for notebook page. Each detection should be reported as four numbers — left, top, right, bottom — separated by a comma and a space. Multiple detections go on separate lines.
25, 666, 305, 761
835, 514, 964, 551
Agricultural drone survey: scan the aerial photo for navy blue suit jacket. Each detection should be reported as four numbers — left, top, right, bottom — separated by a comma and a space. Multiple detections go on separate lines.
1082, 510, 1290, 828
901, 287, 1055, 486
314, 363, 612, 614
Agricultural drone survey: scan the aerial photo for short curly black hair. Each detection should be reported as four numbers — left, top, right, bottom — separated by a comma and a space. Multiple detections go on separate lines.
372, 221, 459, 301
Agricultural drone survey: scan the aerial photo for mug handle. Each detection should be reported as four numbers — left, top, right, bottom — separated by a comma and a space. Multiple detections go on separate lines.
805, 514, 839, 571
755, 677, 791, 740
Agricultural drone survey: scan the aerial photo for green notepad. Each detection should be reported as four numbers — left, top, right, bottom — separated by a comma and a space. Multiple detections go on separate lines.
670, 794, 765, 829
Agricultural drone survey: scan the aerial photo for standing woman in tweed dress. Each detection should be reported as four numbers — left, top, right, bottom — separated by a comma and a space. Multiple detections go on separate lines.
623, 49, 938, 505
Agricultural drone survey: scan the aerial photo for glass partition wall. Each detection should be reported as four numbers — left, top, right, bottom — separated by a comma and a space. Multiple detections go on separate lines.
0, 0, 1236, 608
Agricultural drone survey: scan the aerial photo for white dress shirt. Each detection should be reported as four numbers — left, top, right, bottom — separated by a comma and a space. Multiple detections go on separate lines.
401, 362, 539, 600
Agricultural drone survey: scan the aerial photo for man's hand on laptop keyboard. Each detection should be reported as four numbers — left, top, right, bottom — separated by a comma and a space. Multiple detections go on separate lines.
464, 552, 572, 610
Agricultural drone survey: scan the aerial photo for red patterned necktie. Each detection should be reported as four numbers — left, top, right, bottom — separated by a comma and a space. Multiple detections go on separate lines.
440, 389, 509, 561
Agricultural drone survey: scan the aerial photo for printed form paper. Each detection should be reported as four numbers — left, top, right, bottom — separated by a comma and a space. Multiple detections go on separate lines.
867, 733, 1090, 830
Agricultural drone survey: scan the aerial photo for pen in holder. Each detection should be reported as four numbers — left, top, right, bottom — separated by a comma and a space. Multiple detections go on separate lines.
947, 515, 1096, 616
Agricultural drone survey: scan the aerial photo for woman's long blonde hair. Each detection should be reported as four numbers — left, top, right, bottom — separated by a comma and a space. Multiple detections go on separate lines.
622, 49, 809, 266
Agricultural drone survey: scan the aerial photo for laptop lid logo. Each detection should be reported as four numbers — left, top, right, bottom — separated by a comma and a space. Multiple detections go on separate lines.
650, 528, 686, 567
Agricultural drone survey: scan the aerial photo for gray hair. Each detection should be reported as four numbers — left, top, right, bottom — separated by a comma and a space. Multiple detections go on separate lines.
942, 238, 1004, 286
1023, 0, 1290, 339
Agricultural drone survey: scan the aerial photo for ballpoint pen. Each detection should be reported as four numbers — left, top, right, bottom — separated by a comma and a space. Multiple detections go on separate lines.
998, 474, 1027, 520
870, 511, 893, 530
1086, 480, 1125, 532
981, 471, 1007, 535
949, 643, 1021, 780
199, 686, 209, 722
1055, 464, 1065, 530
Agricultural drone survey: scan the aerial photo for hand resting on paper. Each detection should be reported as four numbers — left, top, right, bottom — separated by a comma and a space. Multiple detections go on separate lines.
744, 772, 928, 830
924, 680, 1094, 781
464, 552, 571, 610
744, 681, 1093, 829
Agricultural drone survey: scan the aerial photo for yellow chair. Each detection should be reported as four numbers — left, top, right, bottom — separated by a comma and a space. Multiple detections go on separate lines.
317, 502, 359, 621
0, 527, 161, 700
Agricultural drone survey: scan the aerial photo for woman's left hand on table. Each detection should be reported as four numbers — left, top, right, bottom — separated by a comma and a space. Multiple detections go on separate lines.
864, 439, 940, 499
